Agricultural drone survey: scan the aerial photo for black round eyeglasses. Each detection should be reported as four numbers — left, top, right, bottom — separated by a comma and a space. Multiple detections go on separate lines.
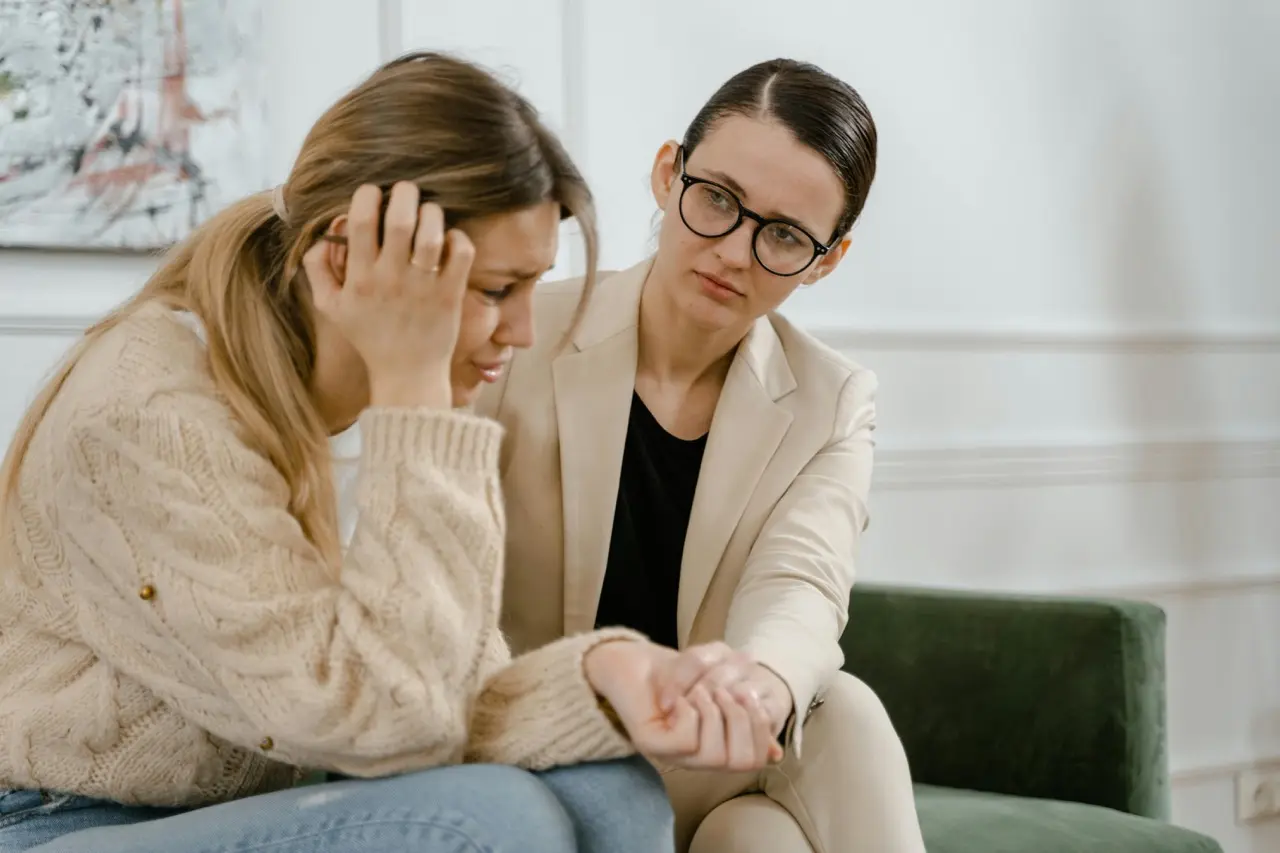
676, 167, 834, 277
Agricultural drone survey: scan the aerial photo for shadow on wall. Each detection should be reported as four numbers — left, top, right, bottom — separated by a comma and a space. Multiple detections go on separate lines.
1081, 9, 1280, 850
1034, 2, 1215, 592
1090, 106, 1217, 577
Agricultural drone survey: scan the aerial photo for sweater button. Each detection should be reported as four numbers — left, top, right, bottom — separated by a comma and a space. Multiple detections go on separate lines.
259, 736, 274, 751
138, 584, 156, 601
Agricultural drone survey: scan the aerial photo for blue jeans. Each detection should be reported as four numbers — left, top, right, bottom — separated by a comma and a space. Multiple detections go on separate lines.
0, 757, 673, 852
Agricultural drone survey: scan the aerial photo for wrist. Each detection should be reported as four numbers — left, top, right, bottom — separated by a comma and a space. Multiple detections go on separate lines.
596, 694, 626, 736
582, 638, 638, 696
753, 663, 795, 733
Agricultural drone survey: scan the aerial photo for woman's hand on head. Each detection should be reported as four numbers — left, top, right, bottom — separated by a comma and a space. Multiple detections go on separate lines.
584, 640, 783, 772
303, 182, 473, 409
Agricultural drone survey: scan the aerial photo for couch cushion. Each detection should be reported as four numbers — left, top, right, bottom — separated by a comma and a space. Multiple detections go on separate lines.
915, 785, 1222, 853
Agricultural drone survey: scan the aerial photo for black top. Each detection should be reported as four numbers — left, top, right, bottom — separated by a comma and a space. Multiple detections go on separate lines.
595, 393, 707, 649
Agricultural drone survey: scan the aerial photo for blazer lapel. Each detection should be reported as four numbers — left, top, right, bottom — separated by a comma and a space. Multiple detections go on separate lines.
676, 316, 796, 646
551, 260, 650, 635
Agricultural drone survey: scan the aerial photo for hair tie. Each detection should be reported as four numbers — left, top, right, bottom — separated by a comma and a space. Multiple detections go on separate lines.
270, 185, 289, 222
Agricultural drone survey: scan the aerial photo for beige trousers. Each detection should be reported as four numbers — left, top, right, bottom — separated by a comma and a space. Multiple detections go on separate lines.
662, 672, 927, 853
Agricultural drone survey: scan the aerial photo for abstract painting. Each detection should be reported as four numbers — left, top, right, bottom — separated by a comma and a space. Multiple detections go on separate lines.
0, 0, 269, 250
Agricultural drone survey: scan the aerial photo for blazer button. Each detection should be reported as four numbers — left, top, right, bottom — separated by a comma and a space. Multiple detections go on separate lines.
138, 584, 156, 601
259, 736, 274, 751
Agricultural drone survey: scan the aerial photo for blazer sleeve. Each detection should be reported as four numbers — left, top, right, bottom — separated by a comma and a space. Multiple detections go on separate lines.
724, 367, 877, 756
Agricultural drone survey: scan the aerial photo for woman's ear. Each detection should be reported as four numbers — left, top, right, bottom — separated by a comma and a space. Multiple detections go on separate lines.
803, 235, 852, 285
326, 215, 351, 283
650, 140, 682, 209
303, 215, 352, 290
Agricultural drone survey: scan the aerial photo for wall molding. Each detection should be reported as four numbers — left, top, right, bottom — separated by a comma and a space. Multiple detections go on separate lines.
1069, 571, 1280, 600
0, 314, 102, 336
906, 570, 1280, 602
1172, 756, 1280, 786
811, 325, 1280, 354
3, 315, 1279, 490
5, 312, 1279, 354
876, 439, 1280, 489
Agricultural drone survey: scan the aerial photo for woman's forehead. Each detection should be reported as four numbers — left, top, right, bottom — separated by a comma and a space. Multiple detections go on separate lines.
462, 201, 560, 278
689, 116, 844, 234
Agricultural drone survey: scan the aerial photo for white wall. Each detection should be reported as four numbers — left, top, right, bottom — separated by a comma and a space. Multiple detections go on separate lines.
1, 1, 1276, 850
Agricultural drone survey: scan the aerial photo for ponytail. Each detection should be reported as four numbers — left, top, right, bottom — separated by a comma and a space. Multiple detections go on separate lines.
0, 192, 341, 564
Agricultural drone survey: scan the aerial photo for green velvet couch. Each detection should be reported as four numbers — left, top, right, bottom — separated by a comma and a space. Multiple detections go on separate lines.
843, 585, 1223, 852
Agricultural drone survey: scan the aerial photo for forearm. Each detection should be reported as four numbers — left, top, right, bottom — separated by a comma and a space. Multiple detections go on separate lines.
748, 662, 797, 737
732, 613, 845, 747
728, 558, 853, 738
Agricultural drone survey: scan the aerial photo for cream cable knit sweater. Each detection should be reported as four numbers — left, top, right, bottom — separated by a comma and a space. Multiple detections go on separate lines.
0, 303, 637, 807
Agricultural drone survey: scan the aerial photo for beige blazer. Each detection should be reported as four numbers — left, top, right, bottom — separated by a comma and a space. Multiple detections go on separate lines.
476, 257, 878, 748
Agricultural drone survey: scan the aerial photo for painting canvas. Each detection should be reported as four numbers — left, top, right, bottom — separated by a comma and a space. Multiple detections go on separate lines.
0, 0, 270, 251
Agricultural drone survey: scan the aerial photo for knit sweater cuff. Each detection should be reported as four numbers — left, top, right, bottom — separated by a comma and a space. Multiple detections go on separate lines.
468, 628, 646, 769
538, 627, 646, 752
359, 407, 502, 471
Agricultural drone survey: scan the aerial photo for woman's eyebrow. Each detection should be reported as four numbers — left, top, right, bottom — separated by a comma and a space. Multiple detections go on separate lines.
474, 264, 550, 280
704, 168, 750, 200
700, 167, 820, 235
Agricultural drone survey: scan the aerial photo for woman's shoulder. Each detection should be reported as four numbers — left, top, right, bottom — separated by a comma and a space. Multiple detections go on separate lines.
767, 311, 876, 399
16, 303, 256, 512
520, 267, 634, 359
50, 301, 226, 426
531, 270, 612, 331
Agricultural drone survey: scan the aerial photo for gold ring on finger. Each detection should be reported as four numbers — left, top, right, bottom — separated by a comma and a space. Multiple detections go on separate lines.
411, 260, 441, 274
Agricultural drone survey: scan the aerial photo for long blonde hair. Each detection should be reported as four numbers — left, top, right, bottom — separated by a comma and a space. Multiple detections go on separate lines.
0, 52, 599, 562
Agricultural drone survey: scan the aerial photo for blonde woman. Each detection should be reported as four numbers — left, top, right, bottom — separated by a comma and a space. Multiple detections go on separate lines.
0, 53, 762, 853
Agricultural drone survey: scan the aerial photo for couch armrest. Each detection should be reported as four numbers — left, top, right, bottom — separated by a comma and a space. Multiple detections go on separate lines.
840, 584, 1170, 820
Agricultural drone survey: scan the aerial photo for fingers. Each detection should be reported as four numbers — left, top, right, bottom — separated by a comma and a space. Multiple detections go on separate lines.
403, 197, 473, 310
657, 643, 755, 714
690, 686, 725, 768
378, 181, 422, 270
436, 228, 475, 300
716, 687, 759, 771
301, 236, 342, 314
345, 184, 383, 280
661, 695, 700, 756
658, 642, 734, 712
409, 201, 446, 276
744, 687, 783, 765
619, 695, 701, 764
639, 687, 777, 772
626, 643, 782, 772
689, 650, 755, 697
